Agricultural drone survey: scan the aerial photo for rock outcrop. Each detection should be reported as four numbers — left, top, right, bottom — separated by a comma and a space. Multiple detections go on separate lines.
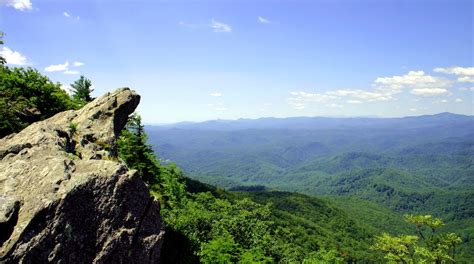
0, 88, 165, 263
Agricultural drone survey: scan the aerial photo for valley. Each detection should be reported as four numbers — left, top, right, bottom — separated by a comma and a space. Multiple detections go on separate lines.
147, 113, 474, 261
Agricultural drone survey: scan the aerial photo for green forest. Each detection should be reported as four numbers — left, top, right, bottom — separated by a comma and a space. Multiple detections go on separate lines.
116, 114, 467, 263
146, 114, 474, 262
1, 33, 472, 263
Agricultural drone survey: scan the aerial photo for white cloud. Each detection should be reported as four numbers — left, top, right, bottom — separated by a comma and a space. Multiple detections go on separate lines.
44, 60, 84, 74
63, 11, 80, 20
44, 61, 69, 72
0, 0, 32, 11
327, 89, 394, 102
73, 61, 84, 67
60, 84, 72, 95
374, 70, 455, 98
287, 91, 337, 109
410, 88, 450, 97
374, 70, 451, 91
64, 70, 80, 75
210, 92, 222, 97
434, 66, 474, 83
258, 16, 270, 24
455, 98, 463, 103
291, 102, 305, 110
410, 108, 417, 112
459, 87, 474, 91
347, 100, 362, 104
211, 19, 232, 33
288, 88, 394, 110
440, 99, 448, 103
0, 47, 30, 65
326, 103, 343, 108
457, 76, 474, 83
207, 102, 228, 111
434, 66, 474, 76
288, 68, 463, 110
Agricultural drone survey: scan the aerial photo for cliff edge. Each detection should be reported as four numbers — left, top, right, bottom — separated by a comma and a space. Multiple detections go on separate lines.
0, 88, 164, 263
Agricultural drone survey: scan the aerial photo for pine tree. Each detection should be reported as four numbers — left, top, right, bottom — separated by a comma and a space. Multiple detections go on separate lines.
117, 113, 186, 208
117, 114, 156, 183
70, 75, 94, 103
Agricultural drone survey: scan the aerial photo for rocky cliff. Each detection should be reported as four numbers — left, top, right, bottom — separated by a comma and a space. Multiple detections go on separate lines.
0, 88, 165, 263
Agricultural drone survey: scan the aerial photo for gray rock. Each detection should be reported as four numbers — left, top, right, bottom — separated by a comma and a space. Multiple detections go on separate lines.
0, 88, 165, 263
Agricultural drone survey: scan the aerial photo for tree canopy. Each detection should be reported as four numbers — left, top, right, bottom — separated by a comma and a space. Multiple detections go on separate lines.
373, 214, 462, 263
0, 67, 77, 137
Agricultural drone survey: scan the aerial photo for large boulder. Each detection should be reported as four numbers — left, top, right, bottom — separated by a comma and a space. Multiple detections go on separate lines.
0, 88, 165, 263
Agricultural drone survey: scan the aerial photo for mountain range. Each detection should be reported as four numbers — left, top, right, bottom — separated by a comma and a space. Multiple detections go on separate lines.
146, 112, 474, 259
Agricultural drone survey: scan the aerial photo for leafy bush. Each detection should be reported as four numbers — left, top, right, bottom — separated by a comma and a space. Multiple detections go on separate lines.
0, 66, 77, 137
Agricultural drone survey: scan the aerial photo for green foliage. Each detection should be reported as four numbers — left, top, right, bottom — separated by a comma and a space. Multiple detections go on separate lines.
405, 214, 444, 231
302, 249, 345, 264
0, 66, 77, 137
199, 232, 237, 263
119, 114, 471, 262
373, 233, 418, 263
117, 113, 186, 208
147, 123, 474, 260
162, 192, 277, 262
234, 190, 380, 262
69, 122, 78, 135
0, 31, 5, 65
70, 75, 94, 104
118, 116, 371, 262
373, 215, 462, 263
118, 114, 157, 183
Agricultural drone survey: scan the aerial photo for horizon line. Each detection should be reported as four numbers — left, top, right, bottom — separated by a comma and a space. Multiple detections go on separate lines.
144, 112, 473, 126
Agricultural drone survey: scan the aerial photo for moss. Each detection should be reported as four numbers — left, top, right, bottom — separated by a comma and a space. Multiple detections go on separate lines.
65, 152, 78, 160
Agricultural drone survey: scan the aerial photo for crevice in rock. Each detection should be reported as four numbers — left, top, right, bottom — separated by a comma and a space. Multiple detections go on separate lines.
0, 143, 33, 160
56, 129, 77, 155
80, 134, 96, 147
131, 197, 154, 247
90, 110, 102, 120
0, 201, 20, 248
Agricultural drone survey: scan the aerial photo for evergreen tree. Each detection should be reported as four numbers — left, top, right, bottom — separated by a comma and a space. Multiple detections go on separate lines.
70, 75, 94, 103
117, 114, 157, 183
117, 113, 186, 208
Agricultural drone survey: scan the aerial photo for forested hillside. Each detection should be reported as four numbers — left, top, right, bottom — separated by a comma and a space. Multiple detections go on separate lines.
147, 115, 474, 261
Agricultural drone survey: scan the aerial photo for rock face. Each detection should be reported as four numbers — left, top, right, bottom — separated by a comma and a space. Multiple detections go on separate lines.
0, 88, 165, 263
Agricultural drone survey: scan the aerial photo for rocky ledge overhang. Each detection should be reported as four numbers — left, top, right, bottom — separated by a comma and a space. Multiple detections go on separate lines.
0, 88, 165, 263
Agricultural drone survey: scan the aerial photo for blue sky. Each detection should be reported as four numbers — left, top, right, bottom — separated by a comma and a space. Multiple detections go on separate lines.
1, 0, 472, 123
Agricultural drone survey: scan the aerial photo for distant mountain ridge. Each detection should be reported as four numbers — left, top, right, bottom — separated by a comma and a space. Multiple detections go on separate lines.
150, 112, 473, 131
145, 111, 474, 259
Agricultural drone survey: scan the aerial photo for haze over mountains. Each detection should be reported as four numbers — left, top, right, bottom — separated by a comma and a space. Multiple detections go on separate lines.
154, 112, 473, 131
147, 113, 473, 181
147, 112, 474, 259
147, 112, 473, 188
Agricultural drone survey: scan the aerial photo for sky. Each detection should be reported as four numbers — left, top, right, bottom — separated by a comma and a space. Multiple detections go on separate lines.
0, 0, 473, 123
